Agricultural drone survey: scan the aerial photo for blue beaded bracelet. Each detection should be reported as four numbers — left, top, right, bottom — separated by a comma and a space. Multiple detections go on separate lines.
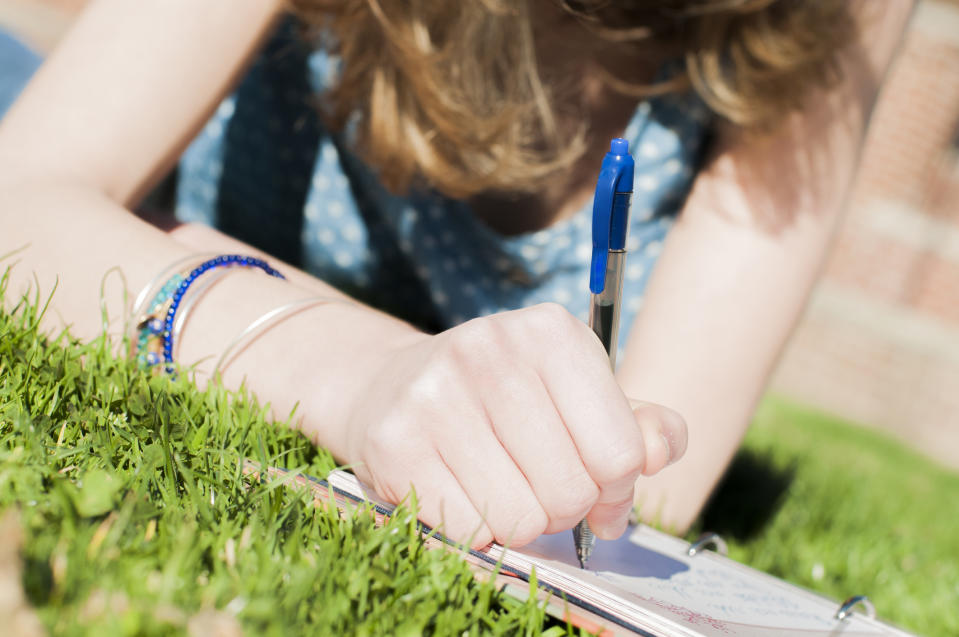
134, 255, 285, 373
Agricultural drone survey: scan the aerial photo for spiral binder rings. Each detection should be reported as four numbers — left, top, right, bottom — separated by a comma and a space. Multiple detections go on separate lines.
248, 464, 918, 637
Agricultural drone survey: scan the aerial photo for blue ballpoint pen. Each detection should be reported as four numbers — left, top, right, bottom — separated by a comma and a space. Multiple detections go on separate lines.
572, 137, 634, 569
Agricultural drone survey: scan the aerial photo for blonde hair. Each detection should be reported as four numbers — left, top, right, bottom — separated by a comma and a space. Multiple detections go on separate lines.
289, 0, 855, 198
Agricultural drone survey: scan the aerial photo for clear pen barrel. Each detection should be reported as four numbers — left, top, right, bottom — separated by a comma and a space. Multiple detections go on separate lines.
588, 250, 626, 370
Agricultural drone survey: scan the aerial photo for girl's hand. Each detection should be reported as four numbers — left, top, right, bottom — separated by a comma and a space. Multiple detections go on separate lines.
343, 303, 687, 549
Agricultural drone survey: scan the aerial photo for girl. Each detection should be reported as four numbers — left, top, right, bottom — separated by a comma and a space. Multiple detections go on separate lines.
0, 0, 913, 548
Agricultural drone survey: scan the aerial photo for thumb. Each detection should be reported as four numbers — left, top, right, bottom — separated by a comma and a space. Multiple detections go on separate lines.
627, 399, 688, 475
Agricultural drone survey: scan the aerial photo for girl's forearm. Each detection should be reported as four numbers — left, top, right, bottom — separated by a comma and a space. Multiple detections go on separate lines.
0, 180, 420, 458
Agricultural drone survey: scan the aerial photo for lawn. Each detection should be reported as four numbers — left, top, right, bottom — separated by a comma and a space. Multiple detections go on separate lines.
1, 271, 957, 635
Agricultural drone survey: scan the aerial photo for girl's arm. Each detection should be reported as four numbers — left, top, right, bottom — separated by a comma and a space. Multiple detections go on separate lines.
0, 0, 286, 206
0, 0, 684, 548
618, 2, 916, 532
0, 0, 298, 322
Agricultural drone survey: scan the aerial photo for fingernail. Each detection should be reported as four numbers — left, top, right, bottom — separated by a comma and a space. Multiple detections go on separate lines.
660, 410, 687, 465
661, 432, 677, 466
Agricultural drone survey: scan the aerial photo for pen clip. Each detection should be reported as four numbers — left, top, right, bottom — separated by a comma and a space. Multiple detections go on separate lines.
590, 138, 634, 294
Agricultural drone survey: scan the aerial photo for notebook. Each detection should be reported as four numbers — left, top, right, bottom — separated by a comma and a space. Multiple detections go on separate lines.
252, 464, 917, 637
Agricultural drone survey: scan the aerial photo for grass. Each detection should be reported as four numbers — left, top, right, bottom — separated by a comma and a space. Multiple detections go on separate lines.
693, 397, 959, 636
2, 267, 957, 635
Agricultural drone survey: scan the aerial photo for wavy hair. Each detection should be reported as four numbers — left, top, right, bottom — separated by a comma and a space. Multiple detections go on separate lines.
288, 0, 855, 198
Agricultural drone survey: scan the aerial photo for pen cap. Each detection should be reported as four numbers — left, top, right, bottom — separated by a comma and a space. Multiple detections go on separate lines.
590, 138, 635, 294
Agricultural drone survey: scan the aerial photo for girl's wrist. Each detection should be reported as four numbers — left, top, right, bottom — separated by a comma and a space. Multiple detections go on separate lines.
253, 299, 425, 458
170, 266, 423, 458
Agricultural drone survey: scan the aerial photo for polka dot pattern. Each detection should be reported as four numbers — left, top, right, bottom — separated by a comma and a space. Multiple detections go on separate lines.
176, 23, 712, 350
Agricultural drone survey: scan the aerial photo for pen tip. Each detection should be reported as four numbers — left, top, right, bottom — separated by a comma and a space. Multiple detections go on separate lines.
578, 558, 588, 570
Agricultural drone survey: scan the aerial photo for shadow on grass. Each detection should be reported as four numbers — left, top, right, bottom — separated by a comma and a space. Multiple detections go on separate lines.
696, 449, 796, 542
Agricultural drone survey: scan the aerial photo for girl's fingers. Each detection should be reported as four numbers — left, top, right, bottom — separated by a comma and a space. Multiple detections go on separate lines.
360, 425, 495, 548
628, 398, 688, 476
399, 459, 495, 549
535, 342, 647, 538
431, 386, 549, 547
585, 401, 687, 538
508, 306, 686, 539
480, 366, 598, 535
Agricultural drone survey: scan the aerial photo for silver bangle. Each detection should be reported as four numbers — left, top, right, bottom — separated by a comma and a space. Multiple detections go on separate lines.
170, 268, 231, 361
213, 296, 352, 377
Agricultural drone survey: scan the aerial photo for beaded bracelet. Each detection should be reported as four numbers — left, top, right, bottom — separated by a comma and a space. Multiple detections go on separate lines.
133, 254, 285, 372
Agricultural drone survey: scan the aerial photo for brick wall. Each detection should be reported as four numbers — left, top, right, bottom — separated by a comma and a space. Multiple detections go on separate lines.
771, 0, 959, 470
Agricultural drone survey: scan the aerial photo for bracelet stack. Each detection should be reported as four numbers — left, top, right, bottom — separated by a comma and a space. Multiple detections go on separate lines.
132, 254, 285, 373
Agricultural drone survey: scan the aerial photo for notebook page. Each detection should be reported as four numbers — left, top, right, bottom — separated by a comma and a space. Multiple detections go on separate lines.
492, 527, 913, 637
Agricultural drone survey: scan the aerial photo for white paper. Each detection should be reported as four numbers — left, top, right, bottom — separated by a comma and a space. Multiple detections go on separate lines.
491, 526, 913, 636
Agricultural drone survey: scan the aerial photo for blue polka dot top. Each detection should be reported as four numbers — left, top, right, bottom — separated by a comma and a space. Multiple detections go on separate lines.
176, 22, 712, 352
